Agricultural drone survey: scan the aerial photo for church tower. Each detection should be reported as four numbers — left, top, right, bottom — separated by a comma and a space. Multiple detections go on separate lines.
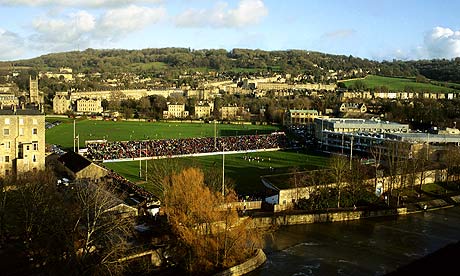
29, 76, 43, 104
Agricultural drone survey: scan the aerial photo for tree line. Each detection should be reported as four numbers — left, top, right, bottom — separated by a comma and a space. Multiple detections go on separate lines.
3, 48, 460, 89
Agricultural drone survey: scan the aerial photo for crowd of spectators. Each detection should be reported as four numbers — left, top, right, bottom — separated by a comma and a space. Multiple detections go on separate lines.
85, 133, 289, 161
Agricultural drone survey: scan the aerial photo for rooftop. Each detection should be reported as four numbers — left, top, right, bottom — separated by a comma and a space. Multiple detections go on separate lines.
0, 106, 43, 115
390, 132, 460, 143
317, 117, 408, 127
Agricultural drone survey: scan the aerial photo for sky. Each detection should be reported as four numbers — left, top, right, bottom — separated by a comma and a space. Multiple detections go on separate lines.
1, 0, 460, 62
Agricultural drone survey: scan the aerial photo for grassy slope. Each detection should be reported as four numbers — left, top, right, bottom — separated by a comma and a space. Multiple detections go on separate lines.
45, 120, 280, 149
342, 75, 460, 93
104, 150, 329, 195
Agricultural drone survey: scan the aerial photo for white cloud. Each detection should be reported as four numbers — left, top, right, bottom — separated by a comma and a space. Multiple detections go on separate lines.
30, 11, 96, 51
377, 27, 460, 61
0, 28, 25, 60
175, 0, 268, 28
28, 5, 165, 52
0, 0, 163, 8
424, 26, 460, 59
98, 5, 166, 38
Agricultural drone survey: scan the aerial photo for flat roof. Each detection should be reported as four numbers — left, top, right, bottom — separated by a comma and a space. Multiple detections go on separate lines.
316, 118, 409, 127
391, 133, 460, 143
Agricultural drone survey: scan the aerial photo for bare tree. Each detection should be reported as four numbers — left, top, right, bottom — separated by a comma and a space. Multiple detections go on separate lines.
370, 143, 385, 196
442, 145, 460, 183
330, 154, 348, 208
2, 170, 74, 273
72, 181, 135, 275
145, 158, 188, 200
347, 160, 373, 206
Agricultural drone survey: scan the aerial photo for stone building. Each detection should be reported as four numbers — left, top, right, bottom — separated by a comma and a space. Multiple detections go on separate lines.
220, 105, 243, 120
163, 103, 189, 119
76, 98, 103, 114
0, 94, 19, 107
29, 76, 44, 105
0, 106, 45, 177
53, 92, 72, 114
284, 109, 319, 125
339, 102, 367, 113
58, 151, 108, 180
193, 104, 212, 119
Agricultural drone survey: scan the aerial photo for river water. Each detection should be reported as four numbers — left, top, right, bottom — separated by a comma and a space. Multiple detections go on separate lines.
248, 207, 460, 276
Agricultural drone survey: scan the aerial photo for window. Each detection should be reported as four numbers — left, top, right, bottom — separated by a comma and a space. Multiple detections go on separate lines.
32, 128, 37, 135
26, 145, 30, 151
4, 141, 10, 150
4, 118, 10, 125
33, 155, 37, 162
4, 156, 9, 163
33, 143, 38, 151
19, 118, 24, 125
19, 128, 24, 136
33, 119, 38, 125
3, 128, 9, 136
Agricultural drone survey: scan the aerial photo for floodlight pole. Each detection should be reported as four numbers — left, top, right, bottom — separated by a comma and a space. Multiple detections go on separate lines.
350, 135, 354, 170
222, 143, 225, 197
73, 119, 76, 152
145, 159, 148, 181
139, 142, 142, 178
214, 120, 217, 150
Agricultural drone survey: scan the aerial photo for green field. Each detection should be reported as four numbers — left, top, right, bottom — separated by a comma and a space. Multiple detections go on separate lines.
104, 150, 329, 196
45, 119, 280, 149
342, 75, 460, 93
128, 61, 168, 71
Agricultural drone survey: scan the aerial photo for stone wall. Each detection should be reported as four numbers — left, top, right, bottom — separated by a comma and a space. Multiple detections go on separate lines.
252, 208, 407, 228
214, 249, 267, 276
220, 201, 262, 211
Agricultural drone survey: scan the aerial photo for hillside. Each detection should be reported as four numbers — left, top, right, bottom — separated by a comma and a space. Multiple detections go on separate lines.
0, 48, 386, 78
342, 75, 460, 93
1, 48, 460, 85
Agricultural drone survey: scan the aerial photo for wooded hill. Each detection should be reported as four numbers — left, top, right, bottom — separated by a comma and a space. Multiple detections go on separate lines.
1, 48, 460, 83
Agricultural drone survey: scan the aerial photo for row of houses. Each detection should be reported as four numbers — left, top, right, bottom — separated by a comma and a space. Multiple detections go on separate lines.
163, 103, 244, 120
341, 90, 460, 100
55, 94, 245, 120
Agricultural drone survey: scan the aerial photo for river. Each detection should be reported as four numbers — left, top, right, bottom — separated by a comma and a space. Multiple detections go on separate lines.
248, 207, 460, 276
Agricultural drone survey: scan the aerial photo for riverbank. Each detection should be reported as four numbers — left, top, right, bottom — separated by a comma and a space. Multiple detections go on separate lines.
247, 193, 459, 228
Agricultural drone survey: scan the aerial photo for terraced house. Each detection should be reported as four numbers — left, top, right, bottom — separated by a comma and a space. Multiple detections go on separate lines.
0, 106, 45, 177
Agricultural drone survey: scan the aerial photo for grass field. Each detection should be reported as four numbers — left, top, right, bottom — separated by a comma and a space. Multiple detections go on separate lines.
45, 119, 281, 149
342, 75, 460, 93
104, 150, 329, 196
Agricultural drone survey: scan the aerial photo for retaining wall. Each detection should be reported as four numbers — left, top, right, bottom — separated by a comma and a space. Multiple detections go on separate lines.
252, 208, 407, 228
214, 249, 267, 276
